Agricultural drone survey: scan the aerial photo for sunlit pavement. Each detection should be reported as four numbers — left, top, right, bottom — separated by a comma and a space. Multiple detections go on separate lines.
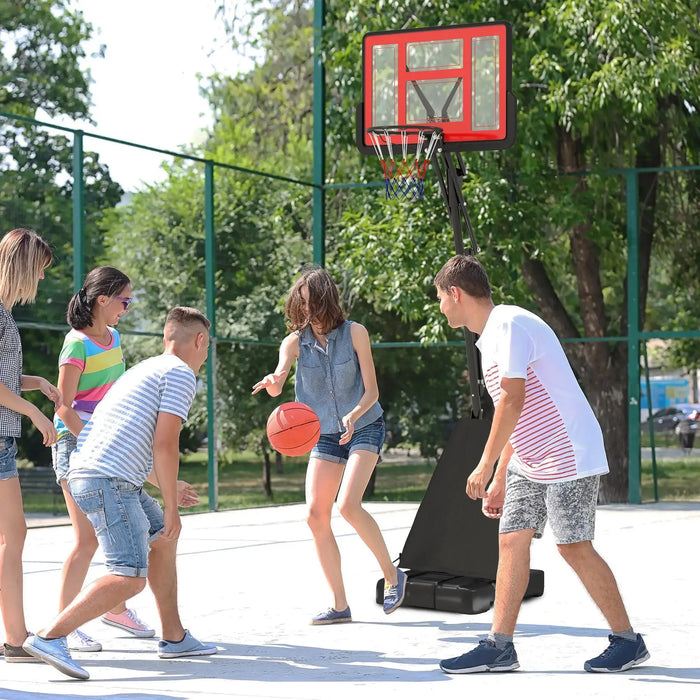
5, 500, 700, 699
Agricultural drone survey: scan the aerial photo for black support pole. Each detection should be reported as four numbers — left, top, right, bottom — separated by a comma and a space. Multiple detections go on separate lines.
433, 148, 484, 419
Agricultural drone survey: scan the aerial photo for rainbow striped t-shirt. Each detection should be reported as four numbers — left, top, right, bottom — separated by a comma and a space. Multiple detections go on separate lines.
54, 327, 125, 439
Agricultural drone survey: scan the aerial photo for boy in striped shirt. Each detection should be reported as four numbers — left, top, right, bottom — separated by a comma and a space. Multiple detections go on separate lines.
434, 255, 648, 675
24, 307, 216, 680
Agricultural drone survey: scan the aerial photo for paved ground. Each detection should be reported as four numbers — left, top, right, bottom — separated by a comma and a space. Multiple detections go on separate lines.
4, 500, 700, 699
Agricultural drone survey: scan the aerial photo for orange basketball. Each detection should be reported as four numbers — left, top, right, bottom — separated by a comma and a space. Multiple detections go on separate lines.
266, 402, 321, 457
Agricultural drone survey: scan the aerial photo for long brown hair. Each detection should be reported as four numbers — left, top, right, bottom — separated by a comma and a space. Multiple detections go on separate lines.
285, 267, 345, 334
0, 228, 52, 309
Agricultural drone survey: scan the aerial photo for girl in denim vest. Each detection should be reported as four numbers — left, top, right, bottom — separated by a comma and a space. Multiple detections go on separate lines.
253, 267, 406, 623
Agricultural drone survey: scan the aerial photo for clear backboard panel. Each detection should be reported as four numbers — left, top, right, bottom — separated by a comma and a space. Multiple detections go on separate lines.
357, 22, 516, 154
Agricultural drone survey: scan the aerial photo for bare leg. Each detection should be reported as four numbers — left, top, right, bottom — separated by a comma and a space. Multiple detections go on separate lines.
305, 458, 347, 610
558, 540, 632, 633
491, 529, 535, 636
59, 481, 127, 615
0, 477, 29, 646
336, 450, 397, 585
146, 535, 184, 641
39, 575, 145, 639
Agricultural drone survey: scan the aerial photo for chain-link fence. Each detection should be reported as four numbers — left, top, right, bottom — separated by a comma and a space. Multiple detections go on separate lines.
2, 110, 699, 508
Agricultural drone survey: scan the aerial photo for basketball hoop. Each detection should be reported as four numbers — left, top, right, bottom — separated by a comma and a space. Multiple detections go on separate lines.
367, 126, 443, 201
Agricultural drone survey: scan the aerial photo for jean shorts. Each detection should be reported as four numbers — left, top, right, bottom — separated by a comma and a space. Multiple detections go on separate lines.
310, 417, 385, 465
0, 436, 18, 481
68, 476, 164, 577
500, 461, 600, 545
51, 432, 78, 483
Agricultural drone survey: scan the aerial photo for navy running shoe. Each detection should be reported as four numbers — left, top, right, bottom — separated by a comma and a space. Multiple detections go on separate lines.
584, 633, 649, 672
440, 639, 519, 674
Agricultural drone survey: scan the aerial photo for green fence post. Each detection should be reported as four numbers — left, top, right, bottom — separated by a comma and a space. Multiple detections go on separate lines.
312, 0, 326, 267
641, 341, 659, 501
626, 169, 641, 504
205, 161, 218, 511
72, 130, 85, 292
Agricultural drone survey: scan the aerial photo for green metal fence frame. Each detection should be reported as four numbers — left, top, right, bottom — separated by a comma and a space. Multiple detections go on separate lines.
2, 104, 699, 506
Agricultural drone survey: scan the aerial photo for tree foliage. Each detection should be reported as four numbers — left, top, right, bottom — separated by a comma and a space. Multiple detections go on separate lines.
322, 0, 700, 501
1, 0, 122, 462
46, 0, 699, 505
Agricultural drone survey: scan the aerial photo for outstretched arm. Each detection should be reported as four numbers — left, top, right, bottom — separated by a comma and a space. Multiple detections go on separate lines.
22, 374, 62, 408
251, 333, 298, 396
146, 470, 200, 508
0, 380, 58, 446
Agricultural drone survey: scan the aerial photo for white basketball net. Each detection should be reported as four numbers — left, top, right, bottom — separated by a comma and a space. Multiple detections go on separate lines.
368, 128, 443, 200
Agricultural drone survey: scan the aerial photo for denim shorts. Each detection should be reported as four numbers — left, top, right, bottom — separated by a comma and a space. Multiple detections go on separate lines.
310, 417, 385, 465
500, 461, 599, 544
0, 436, 18, 481
68, 476, 164, 577
51, 432, 78, 483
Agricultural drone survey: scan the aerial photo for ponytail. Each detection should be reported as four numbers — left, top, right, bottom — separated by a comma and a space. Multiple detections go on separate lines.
66, 266, 131, 330
66, 288, 93, 329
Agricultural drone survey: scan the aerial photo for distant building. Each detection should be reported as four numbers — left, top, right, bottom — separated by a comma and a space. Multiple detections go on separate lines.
640, 376, 690, 420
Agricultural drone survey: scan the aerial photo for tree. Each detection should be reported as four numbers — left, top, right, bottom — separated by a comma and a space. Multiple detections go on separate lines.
1, 0, 123, 462
323, 0, 700, 501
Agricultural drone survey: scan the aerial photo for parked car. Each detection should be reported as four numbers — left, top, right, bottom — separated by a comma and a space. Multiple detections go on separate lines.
641, 403, 700, 434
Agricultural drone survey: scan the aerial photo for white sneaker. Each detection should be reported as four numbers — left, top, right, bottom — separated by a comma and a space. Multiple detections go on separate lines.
67, 628, 102, 652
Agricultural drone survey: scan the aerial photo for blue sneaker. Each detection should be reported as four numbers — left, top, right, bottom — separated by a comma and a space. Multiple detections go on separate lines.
440, 639, 520, 674
157, 630, 218, 659
584, 633, 650, 672
383, 568, 407, 614
311, 607, 352, 625
22, 634, 89, 680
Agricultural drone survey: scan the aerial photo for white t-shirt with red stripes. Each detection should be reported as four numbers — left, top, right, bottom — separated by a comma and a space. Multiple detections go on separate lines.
476, 304, 609, 483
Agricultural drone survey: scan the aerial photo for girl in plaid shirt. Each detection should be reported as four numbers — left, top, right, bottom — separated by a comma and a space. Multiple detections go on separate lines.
0, 228, 61, 662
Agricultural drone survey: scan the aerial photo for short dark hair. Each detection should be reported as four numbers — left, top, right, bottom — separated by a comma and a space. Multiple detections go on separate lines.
285, 266, 345, 334
434, 255, 492, 299
165, 306, 211, 332
67, 266, 131, 329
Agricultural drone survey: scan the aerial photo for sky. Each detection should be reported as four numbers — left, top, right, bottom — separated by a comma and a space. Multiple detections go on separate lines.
37, 0, 252, 191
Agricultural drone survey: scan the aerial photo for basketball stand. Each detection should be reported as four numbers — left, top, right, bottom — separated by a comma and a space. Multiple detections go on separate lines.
357, 21, 544, 613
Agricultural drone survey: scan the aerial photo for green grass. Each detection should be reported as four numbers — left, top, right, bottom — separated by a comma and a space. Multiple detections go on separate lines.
641, 458, 700, 501
20, 450, 700, 514
168, 451, 435, 511
640, 432, 686, 449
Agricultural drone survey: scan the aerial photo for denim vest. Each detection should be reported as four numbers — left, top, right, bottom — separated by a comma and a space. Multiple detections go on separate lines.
295, 320, 383, 434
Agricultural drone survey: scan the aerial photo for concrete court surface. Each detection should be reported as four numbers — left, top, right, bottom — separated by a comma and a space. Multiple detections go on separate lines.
3, 500, 699, 700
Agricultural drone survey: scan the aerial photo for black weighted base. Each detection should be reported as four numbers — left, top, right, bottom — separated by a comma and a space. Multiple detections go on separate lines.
376, 568, 544, 614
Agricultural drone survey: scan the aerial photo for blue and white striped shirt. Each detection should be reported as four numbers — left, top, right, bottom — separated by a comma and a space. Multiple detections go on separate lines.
67, 353, 197, 485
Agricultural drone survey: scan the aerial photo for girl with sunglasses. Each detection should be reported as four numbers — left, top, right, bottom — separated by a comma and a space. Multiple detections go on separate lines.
51, 266, 154, 652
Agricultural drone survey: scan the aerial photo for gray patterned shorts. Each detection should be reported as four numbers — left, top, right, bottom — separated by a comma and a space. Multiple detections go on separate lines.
500, 461, 600, 544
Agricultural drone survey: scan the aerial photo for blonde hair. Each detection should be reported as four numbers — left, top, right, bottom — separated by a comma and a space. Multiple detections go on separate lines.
0, 228, 52, 309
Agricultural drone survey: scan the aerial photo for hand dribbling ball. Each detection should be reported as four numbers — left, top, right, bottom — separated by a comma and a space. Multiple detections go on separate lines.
266, 402, 321, 456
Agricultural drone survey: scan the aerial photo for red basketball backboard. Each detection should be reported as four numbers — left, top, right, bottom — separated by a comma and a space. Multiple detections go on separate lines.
356, 22, 516, 155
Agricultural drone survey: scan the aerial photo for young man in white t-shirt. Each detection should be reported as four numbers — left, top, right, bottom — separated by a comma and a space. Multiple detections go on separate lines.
24, 307, 216, 680
434, 255, 648, 675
